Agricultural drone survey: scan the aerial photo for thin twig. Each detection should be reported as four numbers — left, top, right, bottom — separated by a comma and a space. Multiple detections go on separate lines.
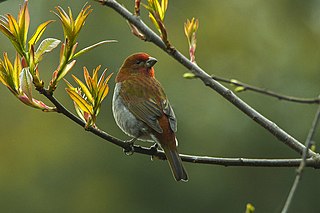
39, 88, 320, 168
39, 88, 128, 149
281, 104, 320, 213
98, 0, 316, 157
212, 75, 320, 104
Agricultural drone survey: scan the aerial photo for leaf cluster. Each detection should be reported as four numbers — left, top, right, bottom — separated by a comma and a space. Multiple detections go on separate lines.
0, 0, 114, 127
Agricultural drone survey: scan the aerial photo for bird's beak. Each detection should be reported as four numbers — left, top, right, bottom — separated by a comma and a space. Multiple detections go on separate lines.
146, 57, 157, 68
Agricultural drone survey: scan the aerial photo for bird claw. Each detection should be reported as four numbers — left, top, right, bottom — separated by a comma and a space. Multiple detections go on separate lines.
150, 143, 159, 160
123, 138, 136, 156
149, 143, 159, 153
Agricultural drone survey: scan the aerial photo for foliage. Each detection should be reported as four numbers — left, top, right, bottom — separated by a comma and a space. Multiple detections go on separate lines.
184, 17, 199, 62
0, 53, 54, 111
65, 66, 112, 128
0, 0, 114, 117
143, 0, 169, 46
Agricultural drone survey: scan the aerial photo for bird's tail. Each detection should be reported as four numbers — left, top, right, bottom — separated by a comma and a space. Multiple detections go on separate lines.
162, 146, 188, 182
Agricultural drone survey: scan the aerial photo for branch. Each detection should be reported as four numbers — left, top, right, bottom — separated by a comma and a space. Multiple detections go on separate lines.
39, 88, 128, 150
281, 104, 320, 213
180, 156, 320, 168
211, 75, 320, 104
97, 0, 316, 157
38, 88, 320, 168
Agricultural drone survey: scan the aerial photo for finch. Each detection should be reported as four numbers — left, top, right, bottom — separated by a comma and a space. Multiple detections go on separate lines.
112, 52, 188, 182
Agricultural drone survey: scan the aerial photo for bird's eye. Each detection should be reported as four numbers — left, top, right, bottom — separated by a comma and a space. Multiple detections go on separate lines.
135, 60, 144, 65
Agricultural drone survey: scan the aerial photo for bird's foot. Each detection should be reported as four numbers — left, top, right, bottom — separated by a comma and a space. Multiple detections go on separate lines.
150, 143, 159, 160
149, 143, 159, 154
123, 138, 136, 156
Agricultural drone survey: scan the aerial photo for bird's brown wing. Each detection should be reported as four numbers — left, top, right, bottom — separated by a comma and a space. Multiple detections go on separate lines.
119, 78, 177, 134
162, 99, 177, 132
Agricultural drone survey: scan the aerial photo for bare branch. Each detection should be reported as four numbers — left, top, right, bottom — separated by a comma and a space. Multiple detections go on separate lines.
38, 87, 320, 168
281, 103, 320, 213
97, 0, 316, 157
180, 155, 320, 168
212, 75, 320, 104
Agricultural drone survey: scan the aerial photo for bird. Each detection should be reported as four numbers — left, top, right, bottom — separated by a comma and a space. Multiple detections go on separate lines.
112, 52, 188, 182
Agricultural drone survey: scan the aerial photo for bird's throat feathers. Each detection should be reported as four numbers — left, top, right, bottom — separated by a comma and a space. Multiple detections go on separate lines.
116, 67, 155, 82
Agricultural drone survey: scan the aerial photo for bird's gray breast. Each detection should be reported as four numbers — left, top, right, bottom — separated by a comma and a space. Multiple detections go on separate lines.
112, 82, 152, 141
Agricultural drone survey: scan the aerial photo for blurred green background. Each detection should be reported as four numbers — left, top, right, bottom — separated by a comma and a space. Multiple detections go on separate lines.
0, 0, 319, 212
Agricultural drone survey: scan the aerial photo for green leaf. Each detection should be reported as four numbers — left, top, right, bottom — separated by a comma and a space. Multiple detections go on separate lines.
35, 38, 61, 61
56, 60, 76, 82
0, 16, 14, 38
149, 13, 160, 32
63, 78, 74, 90
19, 67, 33, 100
13, 53, 22, 91
69, 42, 78, 59
161, 0, 168, 17
97, 71, 112, 104
6, 14, 20, 41
234, 86, 245, 92
73, 40, 117, 58
17, 0, 30, 47
66, 88, 93, 114
28, 20, 54, 46
0, 61, 10, 89
2, 52, 17, 92
91, 66, 100, 94
142, 2, 161, 32
30, 98, 56, 112
154, 0, 162, 19
98, 69, 112, 89
71, 74, 93, 104
83, 66, 92, 91
183, 72, 196, 79
97, 83, 109, 105
245, 203, 255, 213
230, 79, 239, 85
74, 102, 87, 122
